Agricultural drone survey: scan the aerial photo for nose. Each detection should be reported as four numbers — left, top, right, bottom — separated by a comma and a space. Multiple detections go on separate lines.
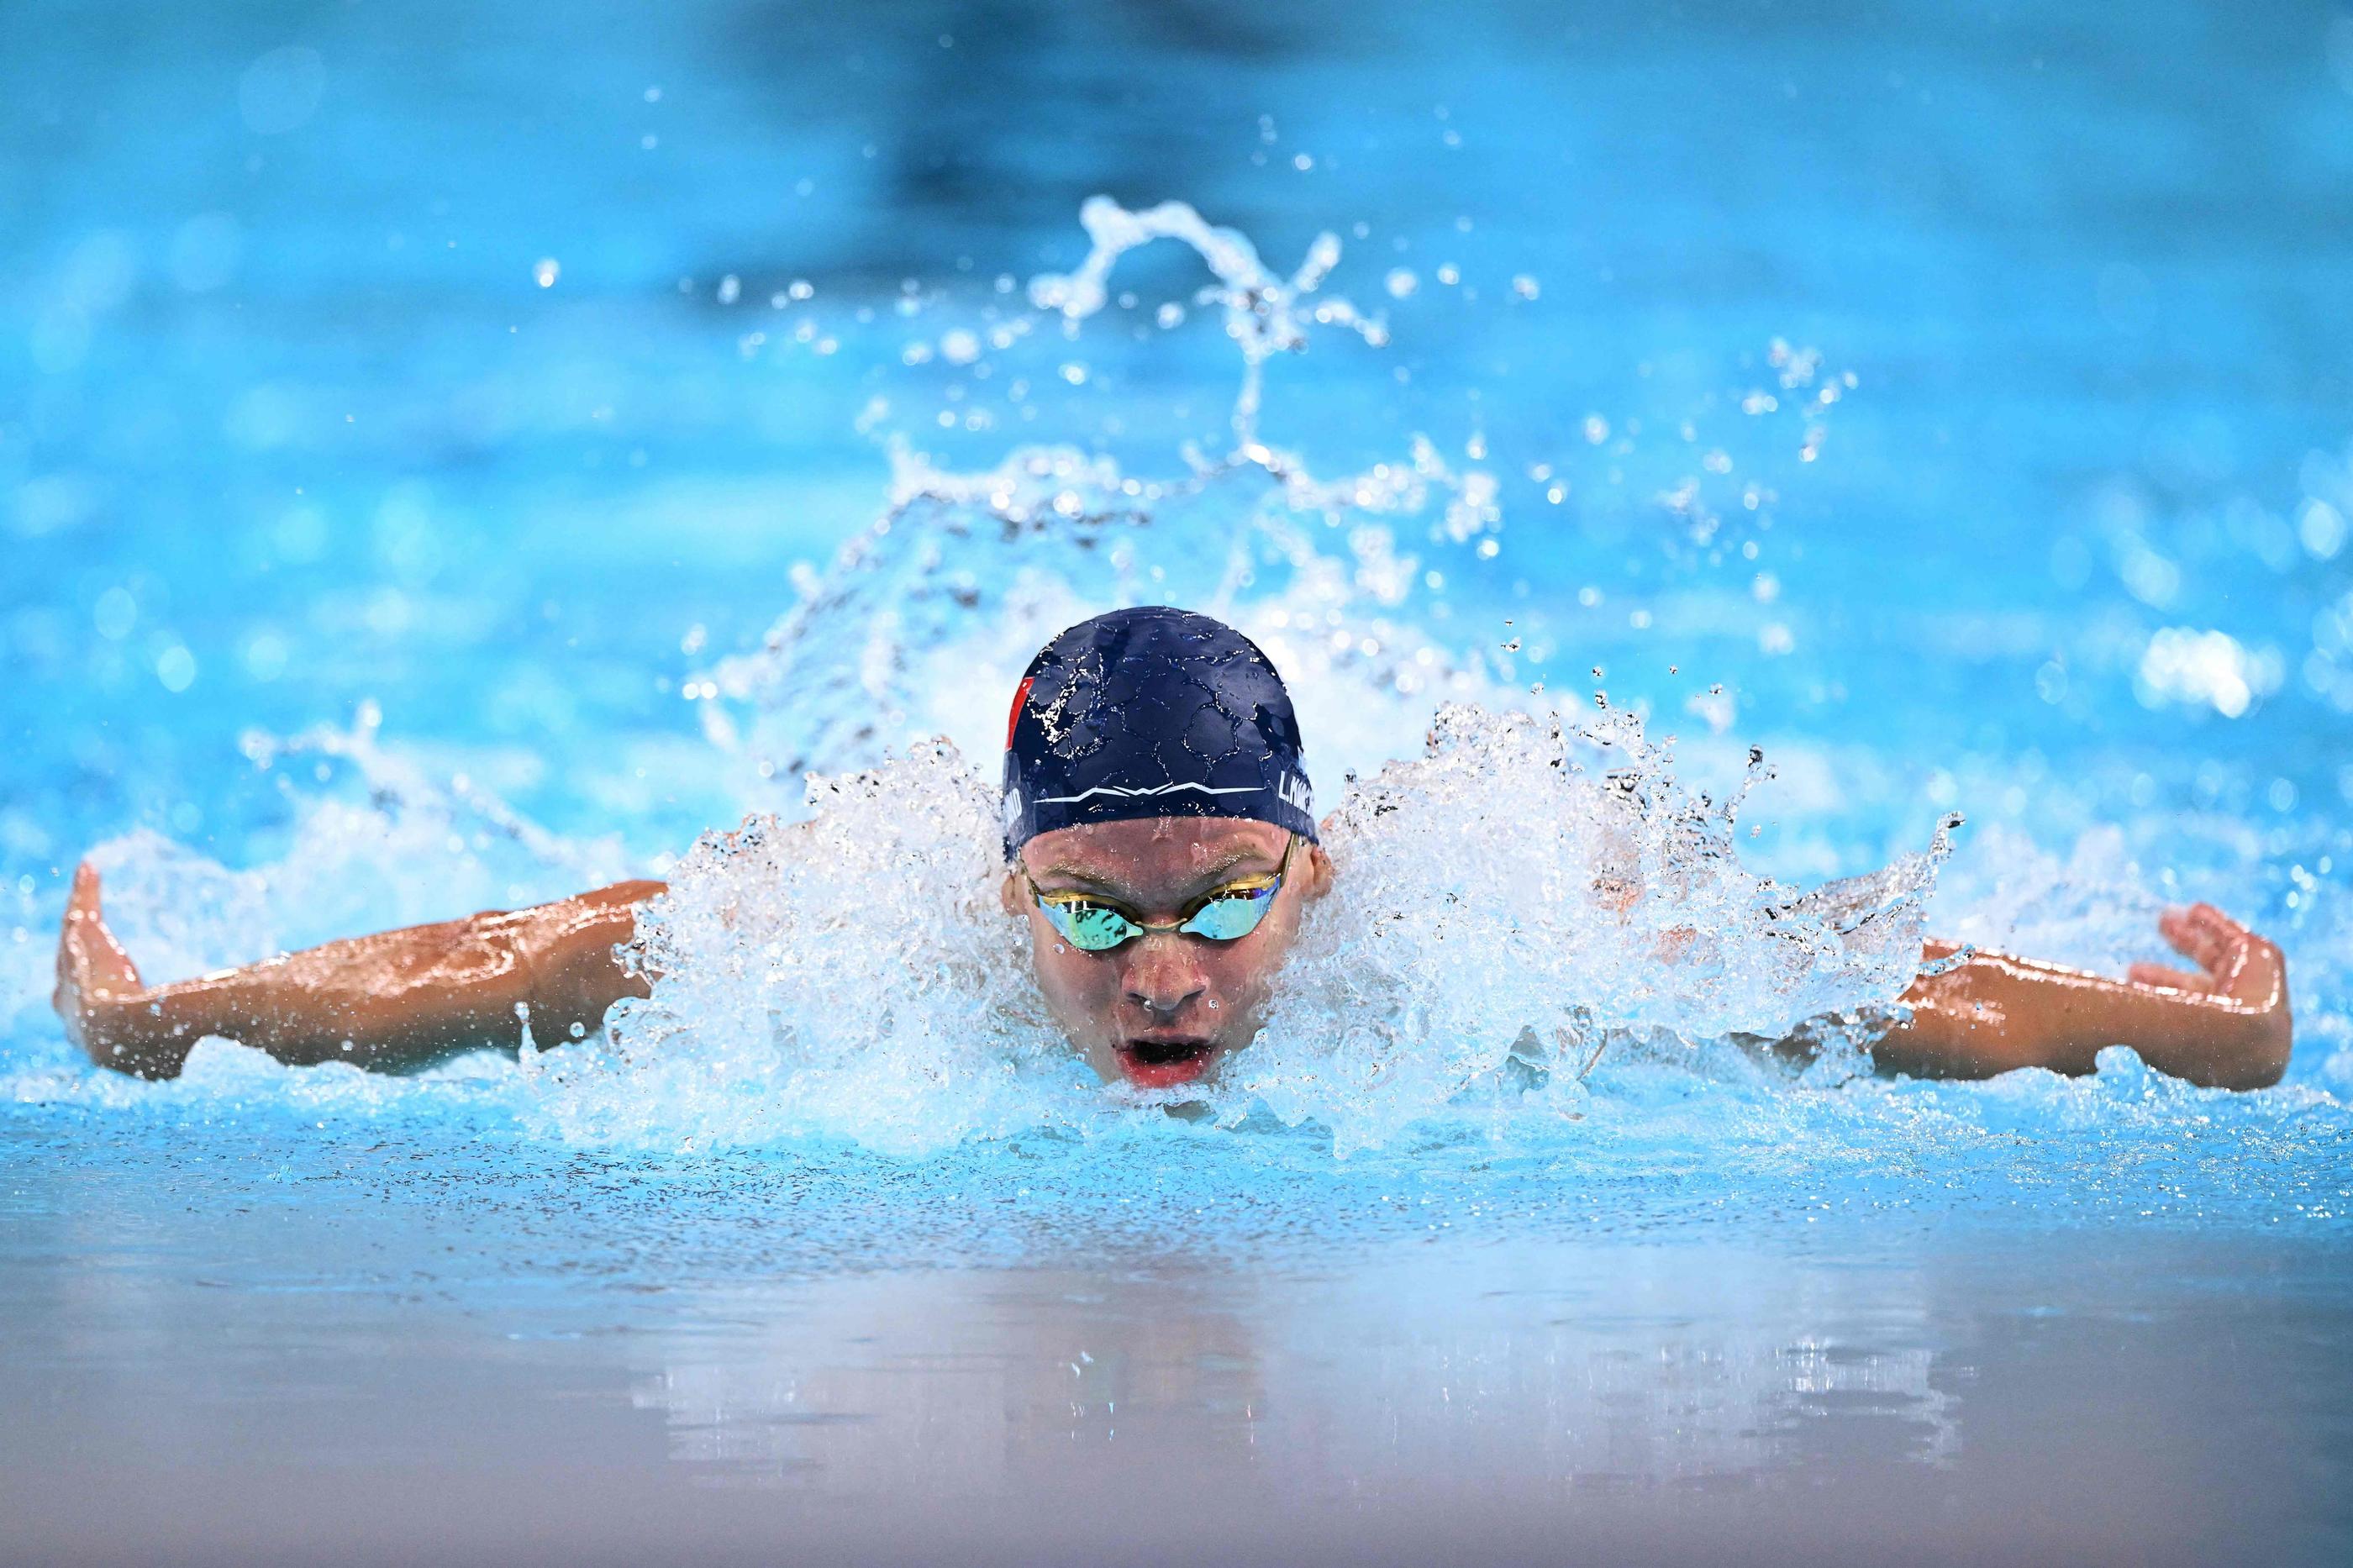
1122, 932, 1208, 1018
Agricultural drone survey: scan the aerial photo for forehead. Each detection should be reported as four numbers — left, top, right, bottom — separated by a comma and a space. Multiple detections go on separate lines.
1023, 817, 1288, 887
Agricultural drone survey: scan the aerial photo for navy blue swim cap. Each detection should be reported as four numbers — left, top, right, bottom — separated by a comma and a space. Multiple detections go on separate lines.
1002, 607, 1318, 856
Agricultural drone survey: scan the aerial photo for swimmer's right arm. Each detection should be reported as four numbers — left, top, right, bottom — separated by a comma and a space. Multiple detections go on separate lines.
51, 862, 666, 1079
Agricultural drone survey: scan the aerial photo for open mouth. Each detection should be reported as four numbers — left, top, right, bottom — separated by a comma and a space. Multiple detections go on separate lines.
1114, 1036, 1219, 1089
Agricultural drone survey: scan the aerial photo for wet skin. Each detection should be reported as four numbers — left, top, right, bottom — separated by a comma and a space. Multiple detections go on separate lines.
1001, 818, 1334, 1090
55, 829, 2283, 1091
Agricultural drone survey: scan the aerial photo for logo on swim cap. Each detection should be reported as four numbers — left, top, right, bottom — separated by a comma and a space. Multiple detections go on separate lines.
1002, 606, 1318, 855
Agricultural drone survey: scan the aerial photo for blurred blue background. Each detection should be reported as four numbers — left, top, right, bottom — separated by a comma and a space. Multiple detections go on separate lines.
5, 0, 2351, 892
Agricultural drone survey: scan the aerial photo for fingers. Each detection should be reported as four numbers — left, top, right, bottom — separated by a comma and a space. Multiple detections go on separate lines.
66, 860, 102, 922
53, 860, 156, 1071
55, 865, 98, 1046
2129, 961, 2212, 993
2159, 902, 2241, 974
57, 860, 143, 999
2216, 921, 2288, 1013
2153, 902, 2290, 1013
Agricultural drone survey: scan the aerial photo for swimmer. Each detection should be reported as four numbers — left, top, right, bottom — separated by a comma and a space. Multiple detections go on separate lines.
51, 608, 2292, 1092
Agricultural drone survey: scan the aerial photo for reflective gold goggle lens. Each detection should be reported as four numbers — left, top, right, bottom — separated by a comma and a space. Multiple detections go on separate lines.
1031, 847, 1292, 954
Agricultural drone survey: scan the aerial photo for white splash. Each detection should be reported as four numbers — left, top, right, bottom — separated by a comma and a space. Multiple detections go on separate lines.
1029, 195, 1385, 447
524, 741, 1098, 1157
1223, 704, 1954, 1152
514, 699, 1954, 1157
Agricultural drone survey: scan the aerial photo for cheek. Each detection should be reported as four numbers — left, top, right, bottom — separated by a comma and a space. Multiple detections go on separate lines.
1201, 932, 1285, 1007
1027, 927, 1115, 1011
1213, 902, 1308, 1002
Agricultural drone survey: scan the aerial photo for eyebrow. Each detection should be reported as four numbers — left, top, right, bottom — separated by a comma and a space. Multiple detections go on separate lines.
1029, 842, 1283, 905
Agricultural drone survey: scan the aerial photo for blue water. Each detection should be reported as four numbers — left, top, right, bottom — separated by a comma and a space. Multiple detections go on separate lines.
5, 1, 2353, 1560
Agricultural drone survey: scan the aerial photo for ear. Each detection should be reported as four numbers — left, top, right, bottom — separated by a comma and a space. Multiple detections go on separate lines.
998, 868, 1026, 919
1302, 842, 1336, 900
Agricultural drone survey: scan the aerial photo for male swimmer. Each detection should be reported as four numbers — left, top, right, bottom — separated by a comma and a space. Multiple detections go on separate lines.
53, 608, 2292, 1091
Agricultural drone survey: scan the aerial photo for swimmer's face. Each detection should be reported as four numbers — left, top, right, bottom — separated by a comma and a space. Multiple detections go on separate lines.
1003, 817, 1334, 1092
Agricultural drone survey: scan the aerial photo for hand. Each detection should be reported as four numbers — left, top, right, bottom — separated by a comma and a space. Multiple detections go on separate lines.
2127, 902, 2287, 1010
52, 862, 154, 1069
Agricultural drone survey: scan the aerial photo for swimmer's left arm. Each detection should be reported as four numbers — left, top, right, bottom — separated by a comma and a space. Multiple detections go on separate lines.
1874, 903, 2292, 1092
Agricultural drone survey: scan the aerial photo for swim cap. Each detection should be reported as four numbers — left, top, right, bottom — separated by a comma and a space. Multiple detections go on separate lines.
1002, 607, 1318, 856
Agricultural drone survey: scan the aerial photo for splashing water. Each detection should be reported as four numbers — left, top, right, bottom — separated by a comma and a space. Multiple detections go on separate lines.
466, 200, 1945, 1155
1028, 195, 1385, 449
525, 742, 1100, 1157
519, 699, 1952, 1157
1224, 704, 1954, 1152
691, 199, 1507, 802
16, 197, 2343, 1175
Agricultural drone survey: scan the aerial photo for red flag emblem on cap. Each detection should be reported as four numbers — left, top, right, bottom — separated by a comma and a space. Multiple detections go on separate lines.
1005, 675, 1035, 750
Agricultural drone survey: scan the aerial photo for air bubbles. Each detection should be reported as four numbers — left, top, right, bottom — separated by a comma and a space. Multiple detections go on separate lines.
2300, 499, 2346, 560
1510, 274, 1540, 300
155, 645, 197, 693
532, 258, 560, 288
1385, 268, 1419, 299
93, 587, 137, 640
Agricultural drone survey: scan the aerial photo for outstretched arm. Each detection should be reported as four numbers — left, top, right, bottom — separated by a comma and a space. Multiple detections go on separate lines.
1875, 903, 2291, 1091
53, 863, 665, 1079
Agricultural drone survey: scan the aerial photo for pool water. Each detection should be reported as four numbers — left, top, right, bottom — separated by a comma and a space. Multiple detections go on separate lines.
5, 1, 2353, 1560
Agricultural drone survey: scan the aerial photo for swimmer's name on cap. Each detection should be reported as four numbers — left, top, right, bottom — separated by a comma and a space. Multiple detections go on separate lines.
1001, 606, 1318, 855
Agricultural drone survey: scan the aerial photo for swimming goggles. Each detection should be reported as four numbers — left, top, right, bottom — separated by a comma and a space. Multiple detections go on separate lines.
1019, 835, 1297, 954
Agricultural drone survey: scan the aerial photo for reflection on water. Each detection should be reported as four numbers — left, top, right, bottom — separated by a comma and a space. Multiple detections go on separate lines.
603, 1233, 2349, 1561
627, 1245, 1971, 1499
3, 1111, 2348, 1560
